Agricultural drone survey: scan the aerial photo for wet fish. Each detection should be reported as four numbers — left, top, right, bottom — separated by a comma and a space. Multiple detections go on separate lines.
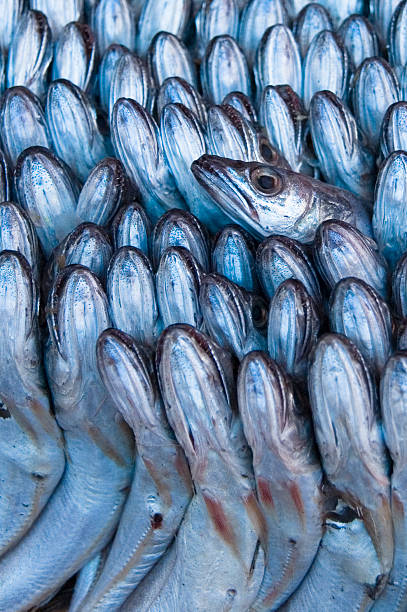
212, 224, 258, 292
76, 157, 125, 226
136, 0, 191, 57
0, 0, 23, 52
390, 1, 407, 77
370, 0, 402, 46
223, 91, 257, 124
195, 0, 239, 59
148, 32, 197, 88
0, 201, 40, 278
92, 0, 135, 56
109, 52, 154, 117
0, 148, 10, 201
191, 155, 372, 242
156, 77, 207, 124
338, 15, 379, 70
318, 0, 365, 28
392, 251, 407, 317
98, 43, 130, 112
238, 352, 324, 610
255, 25, 302, 96
238, 0, 288, 66
70, 551, 109, 611
380, 101, 407, 157
52, 22, 95, 91
30, 0, 83, 40
293, 3, 333, 58
112, 201, 151, 255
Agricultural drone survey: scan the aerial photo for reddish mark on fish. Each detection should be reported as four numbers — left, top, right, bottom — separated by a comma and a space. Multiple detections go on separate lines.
144, 457, 172, 507
151, 513, 163, 529
203, 494, 238, 555
289, 482, 305, 527
257, 478, 274, 508
244, 490, 268, 543
174, 447, 193, 492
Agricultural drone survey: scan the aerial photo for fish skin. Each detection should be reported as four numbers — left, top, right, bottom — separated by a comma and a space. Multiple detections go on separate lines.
397, 319, 407, 350
30, 0, 83, 40
112, 201, 151, 255
152, 208, 209, 271
191, 154, 372, 243
0, 251, 65, 558
107, 246, 162, 347
74, 328, 192, 611
268, 279, 320, 382
222, 91, 257, 124
329, 277, 393, 377
70, 550, 109, 611
0, 201, 40, 279
52, 22, 95, 91
293, 3, 333, 58
318, 0, 365, 28
201, 35, 251, 105
109, 52, 154, 118
76, 157, 125, 226
0, 86, 51, 167
373, 150, 407, 270
238, 0, 288, 67
7, 9, 53, 99
257, 234, 322, 305
0, 148, 10, 202
352, 57, 400, 150
373, 352, 407, 611
136, 0, 191, 57
98, 43, 130, 112
124, 324, 264, 611
212, 224, 259, 292
338, 15, 379, 70
392, 251, 407, 317
156, 246, 204, 329
380, 101, 407, 158
308, 333, 393, 585
14, 146, 81, 257
313, 220, 388, 299
157, 77, 207, 124
195, 0, 239, 59
238, 352, 324, 611
302, 30, 349, 109
254, 25, 302, 96
0, 0, 24, 52
370, 0, 403, 46
200, 272, 267, 359
92, 0, 134, 56
0, 49, 6, 97
309, 90, 376, 200
148, 32, 197, 89
390, 1, 407, 76
112, 98, 185, 223
46, 79, 108, 183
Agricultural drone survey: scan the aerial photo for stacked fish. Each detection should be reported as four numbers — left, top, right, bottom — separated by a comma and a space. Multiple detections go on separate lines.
2, 0, 407, 611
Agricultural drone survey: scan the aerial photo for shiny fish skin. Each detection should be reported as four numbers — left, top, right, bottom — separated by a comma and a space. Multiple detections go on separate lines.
108, 52, 153, 118
238, 352, 323, 611
238, 0, 288, 67
76, 157, 125, 226
0, 201, 40, 278
0, 148, 10, 202
257, 234, 322, 304
136, 0, 191, 57
92, 0, 135, 56
308, 333, 393, 584
98, 43, 130, 113
151, 208, 209, 271
370, 0, 402, 45
157, 77, 207, 124
191, 155, 372, 242
46, 80, 108, 183
302, 30, 349, 109
124, 324, 264, 611
0, 86, 51, 167
14, 146, 81, 257
30, 0, 83, 40
309, 91, 376, 200
352, 58, 400, 150
156, 246, 204, 330
267, 279, 320, 382
148, 32, 197, 89
390, 1, 407, 76
318, 0, 365, 28
195, 0, 239, 59
293, 3, 333, 59
313, 220, 388, 299
52, 22, 95, 92
7, 10, 52, 99
0, 251, 65, 557
0, 0, 23, 52
329, 277, 393, 377
338, 15, 379, 70
76, 329, 192, 610
392, 252, 407, 317
223, 91, 257, 124
107, 246, 162, 347
212, 224, 258, 292
255, 25, 302, 96
70, 551, 109, 611
380, 102, 407, 158
111, 201, 151, 255
200, 273, 267, 359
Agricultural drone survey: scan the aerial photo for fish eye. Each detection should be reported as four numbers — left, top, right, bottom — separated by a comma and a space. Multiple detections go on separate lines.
250, 167, 281, 194
260, 142, 278, 164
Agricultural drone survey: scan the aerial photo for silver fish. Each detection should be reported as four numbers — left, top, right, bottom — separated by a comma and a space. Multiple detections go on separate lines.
151, 208, 209, 271
318, 0, 365, 28
373, 150, 407, 269
75, 329, 192, 610
397, 319, 407, 350
285, 0, 314, 20
380, 101, 407, 158
313, 220, 388, 299
200, 273, 267, 359
201, 35, 251, 105
268, 279, 320, 381
98, 43, 130, 112
124, 324, 264, 611
238, 352, 324, 610
309, 90, 376, 200
195, 0, 239, 59
7, 10, 53, 99
0, 49, 5, 97
30, 0, 83, 39
46, 79, 108, 183
136, 0, 191, 57
148, 32, 197, 88
52, 22, 95, 91
70, 551, 109, 611
338, 15, 379, 70
156, 76, 207, 124
330, 277, 393, 377
308, 333, 393, 585
0, 251, 65, 557
293, 3, 333, 58
370, 0, 402, 45
223, 91, 257, 124
92, 0, 135, 56
156, 246, 204, 329
76, 157, 125, 226
191, 155, 372, 242
108, 52, 153, 118
212, 224, 258, 292
302, 30, 349, 109
392, 251, 407, 317
107, 246, 162, 347
112, 98, 185, 223
0, 201, 40, 278
14, 146, 81, 257
0, 147, 10, 201
352, 57, 400, 150
112, 201, 151, 255
390, 1, 407, 76
255, 25, 302, 96
0, 0, 24, 52
238, 0, 288, 67
0, 86, 51, 167
256, 234, 322, 304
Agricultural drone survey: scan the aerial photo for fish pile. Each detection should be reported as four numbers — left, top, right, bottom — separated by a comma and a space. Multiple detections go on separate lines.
2, 0, 407, 611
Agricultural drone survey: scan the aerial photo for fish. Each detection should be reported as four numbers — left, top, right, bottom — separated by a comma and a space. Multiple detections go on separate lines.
338, 15, 379, 70
369, 0, 402, 46
30, 0, 83, 39
194, 0, 239, 59
238, 0, 288, 66
156, 77, 207, 124
148, 31, 197, 88
52, 22, 95, 91
254, 25, 302, 96
293, 3, 333, 58
0, 250, 65, 557
108, 52, 154, 117
223, 91, 257, 124
111, 201, 151, 255
389, 1, 407, 77
136, 0, 191, 57
212, 224, 259, 292
393, 252, 407, 318
318, 0, 365, 28
0, 201, 40, 279
92, 0, 135, 56
0, 0, 23, 52
70, 551, 109, 611
76, 157, 125, 226
380, 101, 407, 158
238, 351, 324, 610
98, 43, 130, 112
191, 155, 372, 242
